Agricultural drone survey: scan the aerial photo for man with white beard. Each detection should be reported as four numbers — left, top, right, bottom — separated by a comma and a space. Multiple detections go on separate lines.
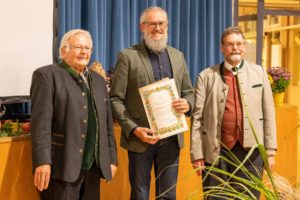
110, 6, 194, 200
190, 27, 277, 199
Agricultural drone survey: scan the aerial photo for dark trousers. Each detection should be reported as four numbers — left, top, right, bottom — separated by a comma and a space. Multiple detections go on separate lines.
40, 163, 101, 200
128, 135, 180, 200
202, 142, 263, 200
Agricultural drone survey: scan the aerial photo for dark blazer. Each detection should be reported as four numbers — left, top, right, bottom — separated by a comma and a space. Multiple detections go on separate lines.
30, 63, 118, 182
110, 43, 194, 153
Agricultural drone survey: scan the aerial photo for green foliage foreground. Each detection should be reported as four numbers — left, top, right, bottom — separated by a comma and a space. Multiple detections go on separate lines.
184, 144, 300, 200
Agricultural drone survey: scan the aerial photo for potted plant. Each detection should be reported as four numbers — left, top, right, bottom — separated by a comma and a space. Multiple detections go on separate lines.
267, 67, 291, 105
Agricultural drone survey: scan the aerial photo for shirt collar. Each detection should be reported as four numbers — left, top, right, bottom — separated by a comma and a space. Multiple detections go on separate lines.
224, 60, 242, 75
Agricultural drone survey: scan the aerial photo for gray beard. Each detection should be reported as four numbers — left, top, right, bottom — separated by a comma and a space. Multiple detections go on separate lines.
143, 33, 168, 52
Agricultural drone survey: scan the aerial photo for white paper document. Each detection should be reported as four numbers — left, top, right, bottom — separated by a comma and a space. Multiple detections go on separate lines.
139, 78, 188, 139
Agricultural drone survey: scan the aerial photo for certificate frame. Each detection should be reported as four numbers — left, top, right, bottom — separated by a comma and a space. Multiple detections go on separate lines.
139, 78, 188, 139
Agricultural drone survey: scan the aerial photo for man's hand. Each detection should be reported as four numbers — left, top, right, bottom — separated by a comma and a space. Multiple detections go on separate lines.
111, 164, 117, 178
34, 164, 51, 191
192, 159, 205, 176
172, 98, 190, 114
133, 127, 160, 144
267, 155, 276, 170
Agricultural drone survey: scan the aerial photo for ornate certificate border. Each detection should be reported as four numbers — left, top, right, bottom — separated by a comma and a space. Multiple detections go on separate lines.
139, 79, 188, 138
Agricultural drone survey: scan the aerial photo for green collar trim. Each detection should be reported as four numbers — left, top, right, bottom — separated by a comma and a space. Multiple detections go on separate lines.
59, 60, 80, 78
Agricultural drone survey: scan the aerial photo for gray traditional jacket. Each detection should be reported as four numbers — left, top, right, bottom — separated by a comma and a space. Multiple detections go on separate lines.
190, 60, 277, 164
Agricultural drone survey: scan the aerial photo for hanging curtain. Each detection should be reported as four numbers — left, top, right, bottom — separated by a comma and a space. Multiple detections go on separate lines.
55, 0, 232, 84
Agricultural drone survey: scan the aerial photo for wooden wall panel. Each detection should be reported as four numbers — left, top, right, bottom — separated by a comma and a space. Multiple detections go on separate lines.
273, 104, 298, 186
0, 137, 39, 200
0, 106, 298, 199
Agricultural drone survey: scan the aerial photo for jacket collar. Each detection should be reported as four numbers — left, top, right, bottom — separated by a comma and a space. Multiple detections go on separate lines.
220, 60, 244, 82
59, 60, 81, 78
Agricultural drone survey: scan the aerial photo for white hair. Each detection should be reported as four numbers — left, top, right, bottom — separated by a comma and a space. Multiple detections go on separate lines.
139, 6, 168, 24
59, 29, 93, 58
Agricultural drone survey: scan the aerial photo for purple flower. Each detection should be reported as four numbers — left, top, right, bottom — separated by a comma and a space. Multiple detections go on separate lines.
267, 67, 291, 93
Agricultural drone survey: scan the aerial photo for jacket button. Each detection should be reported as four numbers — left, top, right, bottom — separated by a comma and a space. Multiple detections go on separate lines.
81, 134, 85, 138
83, 119, 87, 123
83, 105, 87, 109
82, 92, 86, 96
79, 149, 83, 153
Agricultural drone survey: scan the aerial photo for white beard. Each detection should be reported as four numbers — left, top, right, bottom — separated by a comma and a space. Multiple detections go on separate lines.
143, 33, 168, 52
229, 54, 242, 63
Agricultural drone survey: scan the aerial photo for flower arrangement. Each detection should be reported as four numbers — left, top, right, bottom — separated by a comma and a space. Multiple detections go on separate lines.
267, 67, 291, 93
90, 61, 114, 91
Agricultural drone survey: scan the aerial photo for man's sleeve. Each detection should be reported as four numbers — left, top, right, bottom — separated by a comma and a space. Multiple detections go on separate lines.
106, 90, 118, 165
190, 74, 206, 162
30, 70, 53, 171
109, 52, 139, 138
262, 68, 277, 150
180, 53, 194, 116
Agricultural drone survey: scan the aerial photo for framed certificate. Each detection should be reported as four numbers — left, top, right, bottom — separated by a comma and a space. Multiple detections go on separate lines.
139, 78, 188, 139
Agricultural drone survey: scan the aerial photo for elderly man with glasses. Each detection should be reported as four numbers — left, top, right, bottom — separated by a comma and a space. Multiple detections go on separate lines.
110, 6, 194, 200
30, 29, 118, 200
190, 27, 277, 199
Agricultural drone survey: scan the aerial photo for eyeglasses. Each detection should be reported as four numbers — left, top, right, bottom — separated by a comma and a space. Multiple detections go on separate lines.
224, 42, 245, 49
144, 21, 168, 29
65, 45, 92, 52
